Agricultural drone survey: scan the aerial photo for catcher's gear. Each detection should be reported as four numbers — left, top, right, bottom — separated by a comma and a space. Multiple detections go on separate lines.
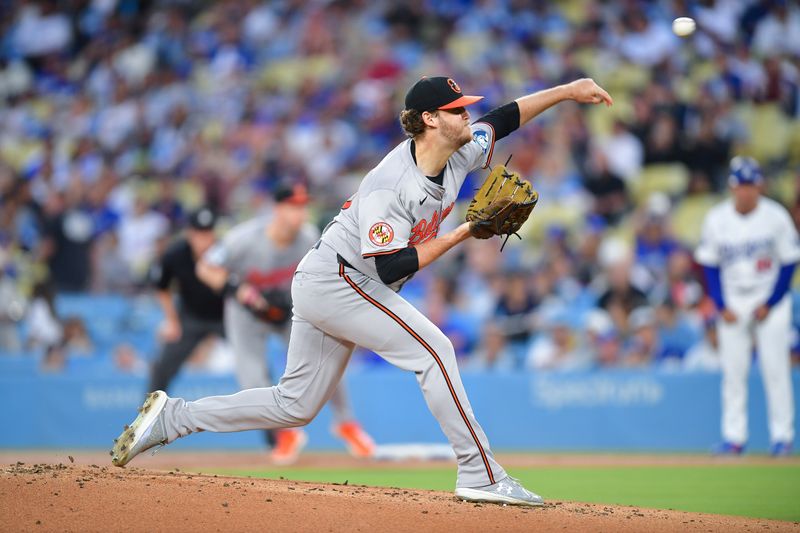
466, 164, 538, 247
240, 285, 293, 326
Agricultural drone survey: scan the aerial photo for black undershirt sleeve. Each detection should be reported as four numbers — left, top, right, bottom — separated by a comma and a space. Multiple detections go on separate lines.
375, 247, 419, 285
150, 248, 174, 290
474, 101, 520, 142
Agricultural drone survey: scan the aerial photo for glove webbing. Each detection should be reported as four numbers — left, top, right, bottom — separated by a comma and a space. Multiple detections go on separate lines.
485, 156, 525, 251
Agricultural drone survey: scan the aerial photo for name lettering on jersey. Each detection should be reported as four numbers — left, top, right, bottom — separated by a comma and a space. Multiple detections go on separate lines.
409, 202, 455, 246
719, 238, 775, 265
369, 222, 394, 247
245, 264, 298, 289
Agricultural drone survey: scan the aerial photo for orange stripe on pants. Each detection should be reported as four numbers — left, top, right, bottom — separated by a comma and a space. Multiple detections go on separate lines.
338, 263, 495, 484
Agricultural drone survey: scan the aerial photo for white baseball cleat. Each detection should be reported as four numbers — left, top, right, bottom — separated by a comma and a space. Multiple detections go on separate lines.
455, 476, 544, 507
110, 391, 169, 467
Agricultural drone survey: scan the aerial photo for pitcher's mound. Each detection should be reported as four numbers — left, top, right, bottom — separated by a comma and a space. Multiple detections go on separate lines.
1, 463, 796, 532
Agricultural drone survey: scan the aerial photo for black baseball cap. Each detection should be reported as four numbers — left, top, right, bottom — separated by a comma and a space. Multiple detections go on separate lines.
404, 76, 483, 112
188, 207, 217, 230
273, 182, 310, 205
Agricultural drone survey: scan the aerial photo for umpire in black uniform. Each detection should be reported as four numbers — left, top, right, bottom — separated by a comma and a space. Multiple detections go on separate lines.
147, 207, 225, 392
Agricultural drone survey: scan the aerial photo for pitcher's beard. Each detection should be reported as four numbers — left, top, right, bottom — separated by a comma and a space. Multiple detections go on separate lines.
441, 120, 472, 148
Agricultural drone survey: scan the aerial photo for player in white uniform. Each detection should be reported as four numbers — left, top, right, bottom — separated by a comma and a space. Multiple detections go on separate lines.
111, 76, 613, 505
695, 156, 800, 456
196, 184, 376, 464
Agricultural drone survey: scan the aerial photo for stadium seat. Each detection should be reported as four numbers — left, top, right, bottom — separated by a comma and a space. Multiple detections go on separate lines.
630, 163, 690, 205
740, 104, 790, 163
766, 169, 797, 206
787, 121, 800, 166
519, 202, 584, 243
671, 193, 720, 247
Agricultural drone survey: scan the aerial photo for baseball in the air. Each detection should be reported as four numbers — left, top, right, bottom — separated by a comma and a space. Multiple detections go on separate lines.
672, 17, 696, 37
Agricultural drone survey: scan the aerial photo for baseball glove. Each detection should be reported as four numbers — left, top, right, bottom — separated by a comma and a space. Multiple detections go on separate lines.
466, 164, 538, 247
240, 286, 293, 326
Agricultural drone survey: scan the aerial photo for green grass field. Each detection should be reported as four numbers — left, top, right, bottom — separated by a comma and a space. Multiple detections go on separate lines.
207, 464, 800, 522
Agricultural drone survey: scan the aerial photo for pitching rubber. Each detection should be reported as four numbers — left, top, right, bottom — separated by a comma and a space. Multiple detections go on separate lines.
454, 487, 545, 507
110, 391, 168, 467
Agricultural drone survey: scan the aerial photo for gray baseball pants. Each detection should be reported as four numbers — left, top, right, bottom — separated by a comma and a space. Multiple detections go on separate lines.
225, 301, 354, 423
160, 243, 506, 488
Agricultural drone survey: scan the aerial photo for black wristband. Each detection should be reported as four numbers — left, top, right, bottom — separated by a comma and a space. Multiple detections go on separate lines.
222, 277, 240, 297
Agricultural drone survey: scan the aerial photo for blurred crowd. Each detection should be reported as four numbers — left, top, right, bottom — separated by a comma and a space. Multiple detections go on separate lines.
1, 0, 800, 374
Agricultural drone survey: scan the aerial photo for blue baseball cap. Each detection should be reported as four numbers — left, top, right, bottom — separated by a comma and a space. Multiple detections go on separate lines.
728, 156, 763, 187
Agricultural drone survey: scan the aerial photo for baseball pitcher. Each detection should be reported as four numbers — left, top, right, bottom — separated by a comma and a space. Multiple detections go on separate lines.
696, 156, 799, 456
111, 76, 613, 506
196, 184, 375, 464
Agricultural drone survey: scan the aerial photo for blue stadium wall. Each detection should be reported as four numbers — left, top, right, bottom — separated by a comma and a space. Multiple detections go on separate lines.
2, 369, 798, 452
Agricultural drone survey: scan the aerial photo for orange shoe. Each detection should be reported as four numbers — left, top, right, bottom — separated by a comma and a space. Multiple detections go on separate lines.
332, 421, 376, 458
271, 429, 308, 465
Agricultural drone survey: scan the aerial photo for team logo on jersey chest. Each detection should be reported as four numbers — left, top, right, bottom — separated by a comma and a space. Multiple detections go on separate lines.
409, 202, 455, 246
719, 238, 774, 264
369, 222, 394, 247
245, 265, 298, 288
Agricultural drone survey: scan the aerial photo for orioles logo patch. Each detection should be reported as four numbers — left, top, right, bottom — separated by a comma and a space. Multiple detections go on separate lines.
369, 222, 394, 247
447, 78, 461, 93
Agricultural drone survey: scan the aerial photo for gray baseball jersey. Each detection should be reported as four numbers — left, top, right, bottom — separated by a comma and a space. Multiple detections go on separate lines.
206, 216, 320, 294
322, 123, 496, 291
158, 124, 508, 489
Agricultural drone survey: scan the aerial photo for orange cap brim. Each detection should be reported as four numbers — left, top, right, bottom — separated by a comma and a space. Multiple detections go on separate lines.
283, 194, 309, 206
438, 95, 483, 109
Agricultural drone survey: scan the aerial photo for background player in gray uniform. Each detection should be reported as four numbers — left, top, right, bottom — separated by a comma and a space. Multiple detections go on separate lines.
196, 184, 375, 464
112, 75, 613, 506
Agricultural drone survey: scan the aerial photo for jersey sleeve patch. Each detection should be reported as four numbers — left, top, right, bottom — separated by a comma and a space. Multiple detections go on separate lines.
468, 122, 496, 170
368, 222, 394, 247
473, 129, 490, 154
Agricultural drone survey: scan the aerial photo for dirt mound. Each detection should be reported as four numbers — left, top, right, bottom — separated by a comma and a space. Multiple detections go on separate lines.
2, 462, 797, 532
5, 450, 798, 473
